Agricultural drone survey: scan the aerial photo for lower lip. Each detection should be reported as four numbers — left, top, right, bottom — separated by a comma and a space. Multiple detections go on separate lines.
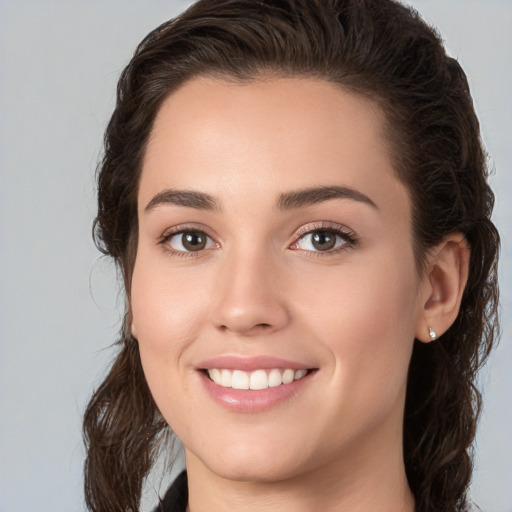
199, 371, 314, 412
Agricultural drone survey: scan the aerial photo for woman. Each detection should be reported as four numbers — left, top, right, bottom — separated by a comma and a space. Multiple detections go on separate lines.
83, 0, 500, 511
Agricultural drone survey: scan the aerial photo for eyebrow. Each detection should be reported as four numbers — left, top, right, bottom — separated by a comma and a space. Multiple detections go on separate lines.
144, 189, 221, 212
277, 185, 378, 210
144, 184, 377, 213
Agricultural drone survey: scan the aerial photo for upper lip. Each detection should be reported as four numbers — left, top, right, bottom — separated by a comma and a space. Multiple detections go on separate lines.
197, 355, 313, 372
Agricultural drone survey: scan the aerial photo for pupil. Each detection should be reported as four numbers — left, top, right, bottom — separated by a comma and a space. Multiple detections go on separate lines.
312, 231, 335, 251
183, 232, 206, 251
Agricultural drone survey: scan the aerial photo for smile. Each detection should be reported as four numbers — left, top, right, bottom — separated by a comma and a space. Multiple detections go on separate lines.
206, 368, 309, 390
197, 356, 316, 411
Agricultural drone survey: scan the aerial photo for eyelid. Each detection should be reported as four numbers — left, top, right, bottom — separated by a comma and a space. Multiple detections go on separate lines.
159, 222, 216, 241
290, 221, 358, 253
156, 221, 357, 257
158, 223, 219, 256
293, 221, 355, 238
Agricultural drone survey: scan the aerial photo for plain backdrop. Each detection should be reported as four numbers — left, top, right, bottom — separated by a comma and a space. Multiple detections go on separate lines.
0, 1, 510, 511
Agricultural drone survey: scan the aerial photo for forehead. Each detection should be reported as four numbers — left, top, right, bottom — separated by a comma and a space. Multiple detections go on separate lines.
140, 76, 410, 222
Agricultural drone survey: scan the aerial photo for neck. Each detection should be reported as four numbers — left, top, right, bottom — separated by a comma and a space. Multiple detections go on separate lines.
184, 424, 415, 512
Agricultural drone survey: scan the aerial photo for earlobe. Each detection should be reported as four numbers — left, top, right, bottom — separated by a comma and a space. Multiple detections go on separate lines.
131, 317, 138, 339
416, 233, 470, 343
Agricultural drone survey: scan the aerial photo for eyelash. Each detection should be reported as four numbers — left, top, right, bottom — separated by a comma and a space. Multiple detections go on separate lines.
158, 222, 358, 258
158, 224, 218, 258
290, 222, 358, 257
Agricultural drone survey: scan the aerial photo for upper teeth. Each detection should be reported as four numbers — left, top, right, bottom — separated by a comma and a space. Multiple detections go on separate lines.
207, 368, 308, 390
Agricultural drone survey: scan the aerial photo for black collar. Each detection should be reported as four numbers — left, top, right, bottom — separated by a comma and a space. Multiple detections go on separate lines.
152, 471, 188, 512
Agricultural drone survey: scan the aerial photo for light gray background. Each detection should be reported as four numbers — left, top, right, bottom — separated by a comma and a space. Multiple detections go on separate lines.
0, 1, 510, 511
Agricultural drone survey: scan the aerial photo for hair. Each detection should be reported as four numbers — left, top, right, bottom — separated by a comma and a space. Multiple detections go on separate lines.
83, 1, 500, 511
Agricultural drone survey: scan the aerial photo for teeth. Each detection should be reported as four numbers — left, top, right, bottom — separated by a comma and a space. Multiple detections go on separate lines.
268, 368, 282, 387
232, 370, 249, 390
282, 368, 295, 384
221, 369, 231, 387
295, 369, 307, 380
250, 369, 268, 390
206, 368, 309, 389
210, 368, 221, 383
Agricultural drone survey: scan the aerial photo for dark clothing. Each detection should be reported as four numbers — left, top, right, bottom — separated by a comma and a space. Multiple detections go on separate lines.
152, 471, 188, 512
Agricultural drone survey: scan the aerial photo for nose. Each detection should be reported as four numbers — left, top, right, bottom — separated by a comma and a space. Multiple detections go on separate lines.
211, 250, 290, 336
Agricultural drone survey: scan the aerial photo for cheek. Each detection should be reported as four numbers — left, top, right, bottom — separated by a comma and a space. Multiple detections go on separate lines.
299, 248, 418, 328
130, 254, 214, 398
131, 256, 208, 344
294, 248, 419, 386
130, 255, 213, 424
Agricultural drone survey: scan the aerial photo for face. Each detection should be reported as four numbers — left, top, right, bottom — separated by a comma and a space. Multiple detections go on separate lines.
131, 77, 427, 483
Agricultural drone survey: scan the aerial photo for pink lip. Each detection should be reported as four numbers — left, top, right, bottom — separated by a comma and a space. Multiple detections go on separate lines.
197, 355, 310, 371
199, 371, 314, 412
196, 355, 317, 413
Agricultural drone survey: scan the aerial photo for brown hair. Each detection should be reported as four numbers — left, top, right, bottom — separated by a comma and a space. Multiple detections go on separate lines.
83, 1, 500, 511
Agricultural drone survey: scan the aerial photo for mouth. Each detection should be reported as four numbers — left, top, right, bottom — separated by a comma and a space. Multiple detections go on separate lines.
202, 367, 312, 390
196, 355, 317, 411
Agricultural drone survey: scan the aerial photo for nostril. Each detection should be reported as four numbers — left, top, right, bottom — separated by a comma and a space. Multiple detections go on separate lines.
218, 321, 273, 335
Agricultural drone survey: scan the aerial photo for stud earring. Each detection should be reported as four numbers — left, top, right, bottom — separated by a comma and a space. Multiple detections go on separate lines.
428, 326, 437, 341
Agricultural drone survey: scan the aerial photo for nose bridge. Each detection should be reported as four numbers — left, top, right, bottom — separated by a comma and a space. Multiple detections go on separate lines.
212, 244, 289, 335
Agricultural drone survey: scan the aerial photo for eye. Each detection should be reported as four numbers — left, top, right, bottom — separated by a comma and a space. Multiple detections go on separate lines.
164, 230, 216, 253
291, 226, 357, 253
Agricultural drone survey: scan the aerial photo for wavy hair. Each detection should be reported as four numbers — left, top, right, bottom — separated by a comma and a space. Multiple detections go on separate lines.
83, 1, 500, 511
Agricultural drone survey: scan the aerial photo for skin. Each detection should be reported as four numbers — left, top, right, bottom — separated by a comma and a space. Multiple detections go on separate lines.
130, 77, 467, 511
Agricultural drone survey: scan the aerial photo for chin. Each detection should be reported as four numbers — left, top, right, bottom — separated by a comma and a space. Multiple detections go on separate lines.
209, 461, 302, 484
193, 442, 311, 484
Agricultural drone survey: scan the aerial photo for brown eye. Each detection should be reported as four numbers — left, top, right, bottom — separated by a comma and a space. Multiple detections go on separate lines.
182, 232, 207, 251
167, 230, 215, 252
293, 228, 353, 253
311, 231, 336, 251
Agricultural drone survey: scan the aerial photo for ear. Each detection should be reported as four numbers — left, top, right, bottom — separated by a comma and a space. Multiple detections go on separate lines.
416, 233, 470, 343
